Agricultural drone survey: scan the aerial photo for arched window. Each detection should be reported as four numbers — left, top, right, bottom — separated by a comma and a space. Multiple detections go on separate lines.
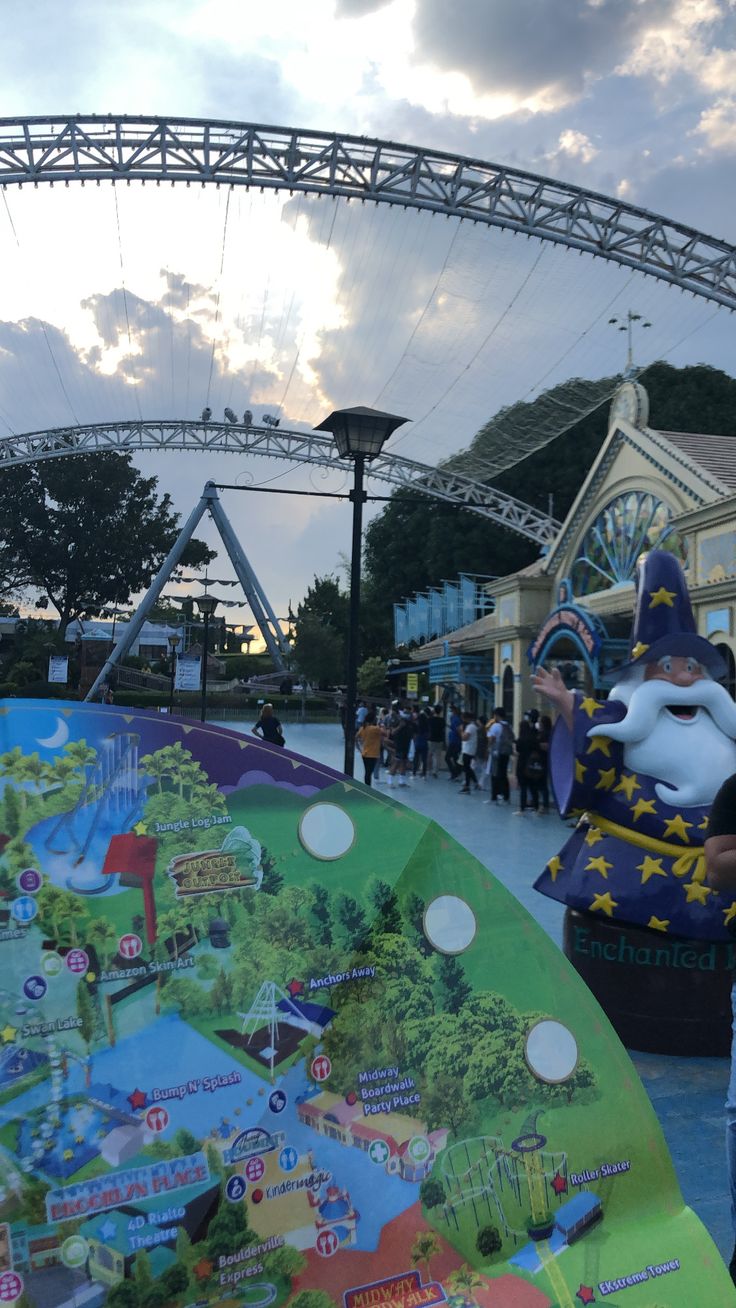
571, 491, 685, 597
502, 665, 514, 723
716, 643, 736, 701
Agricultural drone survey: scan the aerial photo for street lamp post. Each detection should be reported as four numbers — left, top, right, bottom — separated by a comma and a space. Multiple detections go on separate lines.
167, 633, 181, 714
314, 406, 408, 777
195, 595, 219, 724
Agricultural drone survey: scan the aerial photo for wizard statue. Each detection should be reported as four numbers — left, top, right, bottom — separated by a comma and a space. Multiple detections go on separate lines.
533, 551, 736, 1051
534, 550, 736, 938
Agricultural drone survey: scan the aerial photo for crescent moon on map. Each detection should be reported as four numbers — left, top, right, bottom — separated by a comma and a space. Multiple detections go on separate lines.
36, 717, 70, 749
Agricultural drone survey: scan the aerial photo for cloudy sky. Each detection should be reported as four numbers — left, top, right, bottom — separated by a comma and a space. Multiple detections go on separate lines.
1, 0, 735, 632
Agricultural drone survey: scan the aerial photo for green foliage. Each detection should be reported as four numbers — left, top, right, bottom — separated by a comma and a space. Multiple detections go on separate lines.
292, 612, 344, 688
476, 1225, 502, 1258
289, 1293, 336, 1308
436, 954, 472, 1015
0, 452, 215, 625
357, 655, 389, 698
363, 361, 736, 626
75, 982, 95, 1049
206, 1196, 255, 1261
419, 1176, 446, 1209
260, 850, 285, 896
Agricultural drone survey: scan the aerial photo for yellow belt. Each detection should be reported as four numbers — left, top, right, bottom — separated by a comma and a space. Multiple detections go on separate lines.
582, 812, 706, 882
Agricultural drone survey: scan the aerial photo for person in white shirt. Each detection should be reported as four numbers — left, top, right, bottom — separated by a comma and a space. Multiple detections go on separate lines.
459, 711, 479, 793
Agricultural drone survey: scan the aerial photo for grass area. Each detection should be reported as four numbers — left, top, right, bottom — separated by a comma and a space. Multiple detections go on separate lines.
0, 1062, 50, 1108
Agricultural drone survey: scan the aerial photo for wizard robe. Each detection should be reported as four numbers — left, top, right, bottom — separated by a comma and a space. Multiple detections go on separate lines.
533, 691, 736, 940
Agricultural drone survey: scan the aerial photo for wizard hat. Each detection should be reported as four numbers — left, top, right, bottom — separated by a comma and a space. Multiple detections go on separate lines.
618, 549, 726, 678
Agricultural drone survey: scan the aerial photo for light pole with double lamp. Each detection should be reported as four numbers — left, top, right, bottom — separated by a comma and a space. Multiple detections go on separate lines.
195, 594, 219, 724
167, 632, 181, 714
314, 406, 408, 777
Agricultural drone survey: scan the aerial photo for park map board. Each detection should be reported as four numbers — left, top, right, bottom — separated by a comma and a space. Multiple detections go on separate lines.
0, 700, 731, 1308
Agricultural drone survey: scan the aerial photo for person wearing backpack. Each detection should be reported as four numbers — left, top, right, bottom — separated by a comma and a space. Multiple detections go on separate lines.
515, 716, 543, 814
487, 706, 513, 803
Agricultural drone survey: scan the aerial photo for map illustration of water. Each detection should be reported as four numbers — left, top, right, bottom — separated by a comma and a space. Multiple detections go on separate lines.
0, 699, 731, 1307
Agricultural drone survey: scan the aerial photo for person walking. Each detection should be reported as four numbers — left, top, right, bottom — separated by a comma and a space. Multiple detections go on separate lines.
445, 704, 462, 780
475, 713, 488, 789
514, 716, 543, 814
427, 704, 445, 777
357, 711, 382, 786
387, 710, 414, 788
252, 702, 285, 746
459, 712, 479, 793
537, 713, 552, 813
412, 709, 429, 778
488, 707, 513, 802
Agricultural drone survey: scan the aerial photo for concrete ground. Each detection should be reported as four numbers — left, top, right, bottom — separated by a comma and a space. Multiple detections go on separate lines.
221, 720, 733, 1265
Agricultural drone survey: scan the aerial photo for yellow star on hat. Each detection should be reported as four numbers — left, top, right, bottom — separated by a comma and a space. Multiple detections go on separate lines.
684, 881, 712, 905
587, 736, 612, 757
580, 697, 603, 719
647, 916, 669, 932
613, 773, 641, 801
663, 814, 693, 843
575, 759, 587, 783
590, 891, 617, 917
585, 855, 613, 879
631, 797, 656, 822
631, 641, 650, 660
724, 903, 736, 928
584, 826, 604, 847
649, 586, 676, 609
595, 767, 617, 791
546, 855, 563, 883
637, 855, 667, 884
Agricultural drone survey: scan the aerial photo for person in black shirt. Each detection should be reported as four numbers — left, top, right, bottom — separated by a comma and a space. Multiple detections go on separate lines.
706, 772, 736, 1286
427, 705, 445, 778
252, 703, 285, 747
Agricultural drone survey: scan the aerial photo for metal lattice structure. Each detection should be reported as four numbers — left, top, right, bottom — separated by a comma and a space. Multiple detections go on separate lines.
0, 115, 734, 307
0, 419, 560, 543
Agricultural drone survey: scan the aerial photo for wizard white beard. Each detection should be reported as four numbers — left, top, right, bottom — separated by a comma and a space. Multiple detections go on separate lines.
588, 678, 736, 807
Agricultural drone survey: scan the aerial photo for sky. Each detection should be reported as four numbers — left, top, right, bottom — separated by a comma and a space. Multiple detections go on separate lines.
1, 0, 735, 637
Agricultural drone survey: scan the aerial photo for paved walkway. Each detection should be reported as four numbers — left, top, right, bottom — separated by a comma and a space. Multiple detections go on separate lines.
222, 720, 732, 1264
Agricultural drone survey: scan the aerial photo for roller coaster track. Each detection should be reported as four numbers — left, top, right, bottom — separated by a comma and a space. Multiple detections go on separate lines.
0, 419, 560, 544
0, 116, 733, 308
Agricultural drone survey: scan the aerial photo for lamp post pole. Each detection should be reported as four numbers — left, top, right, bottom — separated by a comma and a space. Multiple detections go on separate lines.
314, 406, 409, 780
195, 596, 219, 724
344, 453, 366, 777
167, 633, 181, 714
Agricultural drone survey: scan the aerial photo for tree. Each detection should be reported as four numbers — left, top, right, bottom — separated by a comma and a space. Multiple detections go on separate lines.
76, 983, 95, 1052
410, 1231, 441, 1282
174, 1127, 199, 1154
476, 1225, 502, 1258
0, 452, 215, 628
291, 612, 344, 688
419, 1176, 445, 1210
422, 1072, 470, 1136
437, 955, 472, 1015
260, 851, 284, 896
363, 361, 736, 650
368, 879, 402, 936
334, 893, 368, 949
447, 1265, 484, 1306
289, 1293, 336, 1308
358, 655, 388, 698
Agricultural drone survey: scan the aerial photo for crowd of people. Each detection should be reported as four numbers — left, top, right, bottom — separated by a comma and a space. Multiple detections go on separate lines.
355, 698, 552, 811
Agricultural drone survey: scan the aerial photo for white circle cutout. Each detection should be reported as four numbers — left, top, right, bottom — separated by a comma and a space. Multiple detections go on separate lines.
423, 895, 476, 954
525, 1019, 579, 1084
299, 804, 356, 861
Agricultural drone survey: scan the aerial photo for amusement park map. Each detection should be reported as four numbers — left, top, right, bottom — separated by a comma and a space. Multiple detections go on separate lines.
0, 699, 731, 1308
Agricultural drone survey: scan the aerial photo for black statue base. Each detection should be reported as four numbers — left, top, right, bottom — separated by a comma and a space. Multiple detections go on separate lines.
564, 908, 733, 1057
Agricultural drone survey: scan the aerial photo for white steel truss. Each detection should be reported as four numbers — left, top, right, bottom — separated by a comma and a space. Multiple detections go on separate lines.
0, 419, 560, 543
0, 116, 733, 307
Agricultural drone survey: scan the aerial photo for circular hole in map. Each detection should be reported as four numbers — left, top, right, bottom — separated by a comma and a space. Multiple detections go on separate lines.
423, 895, 476, 954
525, 1019, 579, 1084
299, 804, 355, 861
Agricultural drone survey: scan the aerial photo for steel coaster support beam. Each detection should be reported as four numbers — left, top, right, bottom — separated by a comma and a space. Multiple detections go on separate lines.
0, 116, 732, 307
85, 489, 210, 702
205, 483, 289, 667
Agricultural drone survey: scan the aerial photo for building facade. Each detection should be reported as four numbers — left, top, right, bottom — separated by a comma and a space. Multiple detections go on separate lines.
410, 381, 736, 726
